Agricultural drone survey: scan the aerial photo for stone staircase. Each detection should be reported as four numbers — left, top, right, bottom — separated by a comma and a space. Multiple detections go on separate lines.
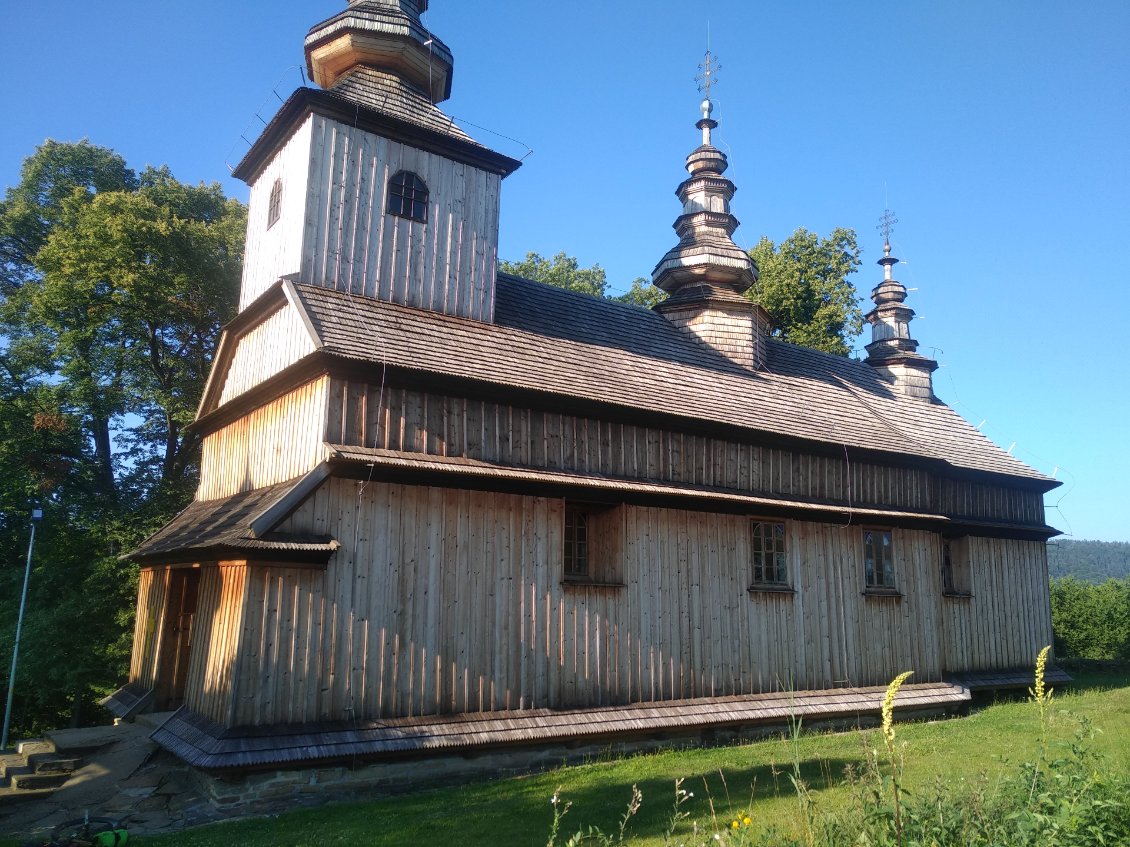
0, 739, 81, 800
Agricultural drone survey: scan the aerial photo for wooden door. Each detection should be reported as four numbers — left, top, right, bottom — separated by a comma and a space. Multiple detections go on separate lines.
154, 568, 200, 711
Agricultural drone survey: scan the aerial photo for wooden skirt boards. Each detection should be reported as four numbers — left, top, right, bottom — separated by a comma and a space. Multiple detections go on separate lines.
152, 680, 971, 770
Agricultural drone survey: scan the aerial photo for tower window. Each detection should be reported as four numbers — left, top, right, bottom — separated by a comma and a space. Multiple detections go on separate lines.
387, 171, 428, 223
267, 179, 282, 229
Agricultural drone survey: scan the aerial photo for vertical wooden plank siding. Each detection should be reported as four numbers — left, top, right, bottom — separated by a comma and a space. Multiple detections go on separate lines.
210, 480, 986, 727
325, 382, 1045, 525
128, 567, 169, 689
240, 115, 315, 309
939, 538, 1053, 673
217, 306, 317, 406
198, 378, 330, 500
184, 563, 249, 726
299, 115, 501, 322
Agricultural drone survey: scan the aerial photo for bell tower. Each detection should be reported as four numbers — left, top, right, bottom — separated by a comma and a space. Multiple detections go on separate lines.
232, 0, 521, 320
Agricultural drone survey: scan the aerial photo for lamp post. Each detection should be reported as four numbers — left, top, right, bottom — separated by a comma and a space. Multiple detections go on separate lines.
2, 507, 42, 752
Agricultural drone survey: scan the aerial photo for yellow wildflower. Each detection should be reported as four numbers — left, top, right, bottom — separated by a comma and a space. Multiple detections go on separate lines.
743, 815, 752, 826
731, 820, 740, 830
1032, 645, 1051, 702
881, 670, 914, 749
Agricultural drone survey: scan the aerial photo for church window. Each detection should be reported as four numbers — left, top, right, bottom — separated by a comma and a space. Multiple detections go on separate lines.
863, 528, 897, 591
563, 502, 624, 588
564, 506, 589, 579
750, 520, 788, 586
387, 171, 429, 223
942, 536, 973, 597
267, 178, 282, 229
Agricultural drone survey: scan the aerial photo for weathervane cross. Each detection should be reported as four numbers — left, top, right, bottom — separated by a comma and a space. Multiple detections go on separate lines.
877, 209, 899, 244
696, 51, 721, 99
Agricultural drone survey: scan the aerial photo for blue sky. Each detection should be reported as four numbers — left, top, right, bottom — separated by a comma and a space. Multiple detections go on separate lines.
3, 1, 1128, 541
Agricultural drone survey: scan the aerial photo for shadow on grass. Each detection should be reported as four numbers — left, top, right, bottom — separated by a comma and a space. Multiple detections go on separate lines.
539, 756, 864, 843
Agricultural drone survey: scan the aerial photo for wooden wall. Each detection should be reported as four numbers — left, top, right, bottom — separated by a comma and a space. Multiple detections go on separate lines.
326, 381, 1045, 525
198, 378, 330, 500
217, 304, 317, 406
185, 564, 249, 726
182, 478, 1054, 728
241, 115, 314, 309
940, 537, 1053, 673
128, 567, 168, 689
298, 115, 501, 322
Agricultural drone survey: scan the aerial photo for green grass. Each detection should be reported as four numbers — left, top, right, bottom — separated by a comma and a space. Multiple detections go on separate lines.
134, 670, 1129, 847
6, 671, 1128, 847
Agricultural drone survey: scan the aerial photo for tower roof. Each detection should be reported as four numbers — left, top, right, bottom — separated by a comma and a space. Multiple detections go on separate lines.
652, 56, 758, 297
305, 0, 453, 103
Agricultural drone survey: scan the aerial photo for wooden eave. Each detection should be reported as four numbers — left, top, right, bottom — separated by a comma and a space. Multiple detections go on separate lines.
325, 446, 1060, 541
125, 467, 341, 565
231, 88, 521, 185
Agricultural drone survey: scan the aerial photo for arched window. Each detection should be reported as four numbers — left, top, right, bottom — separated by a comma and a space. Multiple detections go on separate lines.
267, 179, 282, 229
386, 171, 428, 223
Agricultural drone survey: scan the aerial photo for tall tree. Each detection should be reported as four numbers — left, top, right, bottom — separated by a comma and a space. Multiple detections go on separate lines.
0, 140, 137, 295
0, 141, 245, 735
747, 227, 864, 356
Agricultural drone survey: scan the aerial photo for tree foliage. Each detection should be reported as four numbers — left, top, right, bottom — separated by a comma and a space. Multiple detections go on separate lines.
500, 252, 666, 310
1047, 539, 1130, 583
0, 140, 245, 735
499, 252, 609, 299
611, 277, 666, 309
1050, 576, 1130, 661
503, 228, 865, 355
747, 227, 864, 356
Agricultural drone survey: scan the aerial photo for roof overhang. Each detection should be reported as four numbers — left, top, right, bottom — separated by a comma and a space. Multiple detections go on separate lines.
325, 446, 1061, 540
231, 88, 521, 185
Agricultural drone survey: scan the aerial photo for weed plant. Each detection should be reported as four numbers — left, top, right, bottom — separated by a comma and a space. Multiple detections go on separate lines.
547, 648, 1130, 846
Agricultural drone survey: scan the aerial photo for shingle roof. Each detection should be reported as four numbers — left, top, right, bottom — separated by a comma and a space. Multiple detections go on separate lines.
129, 480, 339, 563
327, 68, 479, 147
291, 276, 1052, 486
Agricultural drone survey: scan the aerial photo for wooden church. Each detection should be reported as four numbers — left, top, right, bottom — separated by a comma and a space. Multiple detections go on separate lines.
107, 0, 1061, 770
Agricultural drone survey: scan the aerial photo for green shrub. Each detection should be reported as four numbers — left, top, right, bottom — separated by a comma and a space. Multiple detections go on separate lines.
1050, 577, 1130, 660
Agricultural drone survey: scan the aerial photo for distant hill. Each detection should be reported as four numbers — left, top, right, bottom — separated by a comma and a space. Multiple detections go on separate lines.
1047, 539, 1130, 583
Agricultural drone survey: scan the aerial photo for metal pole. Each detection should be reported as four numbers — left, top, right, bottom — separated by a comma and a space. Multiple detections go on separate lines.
2, 509, 41, 751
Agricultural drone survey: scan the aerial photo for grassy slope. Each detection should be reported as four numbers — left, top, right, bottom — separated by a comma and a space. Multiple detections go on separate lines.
136, 670, 1129, 846
7, 671, 1127, 847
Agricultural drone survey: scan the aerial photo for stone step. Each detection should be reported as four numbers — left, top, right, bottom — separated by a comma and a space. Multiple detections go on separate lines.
16, 739, 55, 757
0, 761, 31, 782
10, 771, 71, 790
32, 755, 81, 774
0, 783, 58, 806
0, 749, 32, 784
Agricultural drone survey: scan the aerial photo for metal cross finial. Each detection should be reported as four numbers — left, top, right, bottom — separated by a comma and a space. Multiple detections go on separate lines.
877, 209, 899, 246
696, 51, 721, 100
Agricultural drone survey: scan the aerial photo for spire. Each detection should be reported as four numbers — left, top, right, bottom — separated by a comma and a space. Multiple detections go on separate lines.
305, 0, 453, 103
653, 54, 770, 371
863, 211, 937, 399
652, 52, 757, 297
